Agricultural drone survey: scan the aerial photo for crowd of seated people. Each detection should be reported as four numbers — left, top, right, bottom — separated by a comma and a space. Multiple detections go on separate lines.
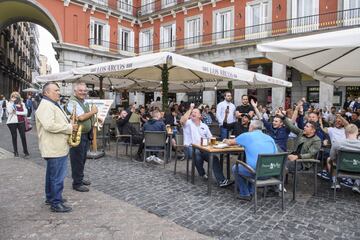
113, 94, 360, 198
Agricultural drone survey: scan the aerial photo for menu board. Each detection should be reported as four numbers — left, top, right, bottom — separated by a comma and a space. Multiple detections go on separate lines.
85, 99, 113, 128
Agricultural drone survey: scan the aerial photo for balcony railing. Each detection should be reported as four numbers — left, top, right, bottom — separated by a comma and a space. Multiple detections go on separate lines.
89, 38, 136, 54
90, 0, 188, 17
87, 8, 360, 54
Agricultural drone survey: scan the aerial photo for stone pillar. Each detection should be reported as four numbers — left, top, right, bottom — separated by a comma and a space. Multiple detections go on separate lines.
202, 91, 216, 106
176, 93, 187, 103
272, 62, 287, 109
319, 81, 334, 109
234, 59, 249, 106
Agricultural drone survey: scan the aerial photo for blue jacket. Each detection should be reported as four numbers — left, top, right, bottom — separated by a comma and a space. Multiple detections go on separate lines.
143, 119, 166, 132
262, 119, 290, 152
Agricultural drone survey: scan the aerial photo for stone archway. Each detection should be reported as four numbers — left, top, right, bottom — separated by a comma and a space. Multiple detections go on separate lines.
0, 0, 62, 42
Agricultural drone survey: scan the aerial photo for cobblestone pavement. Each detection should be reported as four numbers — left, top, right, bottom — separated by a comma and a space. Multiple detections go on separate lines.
0, 124, 360, 240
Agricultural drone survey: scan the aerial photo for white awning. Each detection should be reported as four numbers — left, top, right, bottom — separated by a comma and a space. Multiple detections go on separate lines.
257, 28, 360, 86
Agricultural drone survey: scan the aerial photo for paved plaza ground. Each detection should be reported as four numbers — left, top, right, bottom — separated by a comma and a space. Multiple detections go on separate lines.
0, 124, 359, 240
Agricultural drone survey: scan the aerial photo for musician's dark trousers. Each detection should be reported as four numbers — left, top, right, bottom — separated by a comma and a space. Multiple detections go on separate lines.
70, 133, 90, 188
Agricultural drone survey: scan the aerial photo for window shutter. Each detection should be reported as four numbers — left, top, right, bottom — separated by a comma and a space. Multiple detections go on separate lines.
261, 3, 268, 24
245, 5, 252, 35
90, 19, 95, 44
245, 5, 252, 27
139, 31, 143, 52
118, 28, 123, 50
215, 12, 221, 40
226, 11, 231, 39
343, 0, 349, 9
160, 26, 164, 48
313, 0, 319, 15
171, 23, 176, 47
130, 31, 134, 52
104, 24, 110, 49
292, 0, 298, 19
150, 29, 153, 46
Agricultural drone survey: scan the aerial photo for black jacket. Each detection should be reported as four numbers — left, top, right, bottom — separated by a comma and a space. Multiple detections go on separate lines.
117, 112, 139, 136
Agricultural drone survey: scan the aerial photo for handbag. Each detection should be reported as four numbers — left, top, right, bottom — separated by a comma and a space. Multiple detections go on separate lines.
25, 117, 32, 132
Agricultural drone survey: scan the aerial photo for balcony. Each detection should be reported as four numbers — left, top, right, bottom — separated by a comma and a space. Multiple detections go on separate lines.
139, 8, 360, 53
137, 0, 191, 16
118, 1, 133, 15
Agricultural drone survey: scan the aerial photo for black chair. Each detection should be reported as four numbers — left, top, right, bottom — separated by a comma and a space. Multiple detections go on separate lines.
143, 131, 167, 167
96, 122, 111, 151
130, 122, 141, 133
173, 134, 188, 175
115, 128, 138, 161
208, 124, 221, 139
235, 152, 288, 213
289, 158, 320, 201
333, 149, 360, 200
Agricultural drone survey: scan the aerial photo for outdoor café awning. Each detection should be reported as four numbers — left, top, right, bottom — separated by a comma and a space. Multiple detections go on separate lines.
225, 67, 292, 88
257, 28, 360, 86
35, 52, 253, 91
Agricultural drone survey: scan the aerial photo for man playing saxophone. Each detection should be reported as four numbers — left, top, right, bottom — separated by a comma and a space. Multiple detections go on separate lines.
36, 82, 77, 212
67, 81, 98, 192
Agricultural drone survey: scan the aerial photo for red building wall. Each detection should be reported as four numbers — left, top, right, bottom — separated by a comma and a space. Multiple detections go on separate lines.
35, 0, 343, 55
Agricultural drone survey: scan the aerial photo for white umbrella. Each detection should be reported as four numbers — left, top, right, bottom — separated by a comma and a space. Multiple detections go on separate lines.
34, 52, 256, 105
22, 87, 40, 93
225, 67, 292, 88
257, 28, 360, 86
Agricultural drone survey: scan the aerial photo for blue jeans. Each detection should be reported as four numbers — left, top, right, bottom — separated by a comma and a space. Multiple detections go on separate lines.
185, 146, 225, 183
220, 126, 228, 140
70, 133, 90, 187
232, 164, 255, 197
45, 155, 68, 206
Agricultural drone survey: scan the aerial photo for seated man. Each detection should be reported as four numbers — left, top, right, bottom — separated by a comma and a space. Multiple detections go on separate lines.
278, 110, 321, 171
143, 109, 166, 132
164, 107, 179, 127
317, 114, 348, 180
143, 109, 166, 163
180, 103, 232, 187
251, 100, 289, 151
117, 105, 143, 160
328, 124, 360, 192
223, 113, 250, 137
224, 120, 278, 201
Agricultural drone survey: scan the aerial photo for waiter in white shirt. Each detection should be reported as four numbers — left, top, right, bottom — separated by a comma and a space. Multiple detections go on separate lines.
216, 91, 236, 140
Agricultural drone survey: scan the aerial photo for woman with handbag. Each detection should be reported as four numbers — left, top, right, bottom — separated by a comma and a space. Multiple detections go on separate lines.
6, 91, 30, 158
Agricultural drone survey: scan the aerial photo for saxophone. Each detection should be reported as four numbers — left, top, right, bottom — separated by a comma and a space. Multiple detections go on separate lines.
68, 103, 82, 147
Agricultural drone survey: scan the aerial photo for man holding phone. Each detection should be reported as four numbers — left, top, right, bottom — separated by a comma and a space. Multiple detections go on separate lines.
216, 91, 236, 140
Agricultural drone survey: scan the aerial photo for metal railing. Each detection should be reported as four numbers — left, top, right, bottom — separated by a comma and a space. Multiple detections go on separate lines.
89, 0, 187, 17
88, 8, 360, 54
89, 38, 136, 54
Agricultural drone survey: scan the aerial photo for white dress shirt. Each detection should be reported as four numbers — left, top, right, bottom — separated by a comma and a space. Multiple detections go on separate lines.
216, 100, 236, 126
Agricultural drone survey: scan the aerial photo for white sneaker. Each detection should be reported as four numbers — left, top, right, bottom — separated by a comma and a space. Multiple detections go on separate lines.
352, 185, 360, 194
146, 155, 155, 162
331, 182, 341, 190
153, 157, 164, 165
279, 184, 287, 193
